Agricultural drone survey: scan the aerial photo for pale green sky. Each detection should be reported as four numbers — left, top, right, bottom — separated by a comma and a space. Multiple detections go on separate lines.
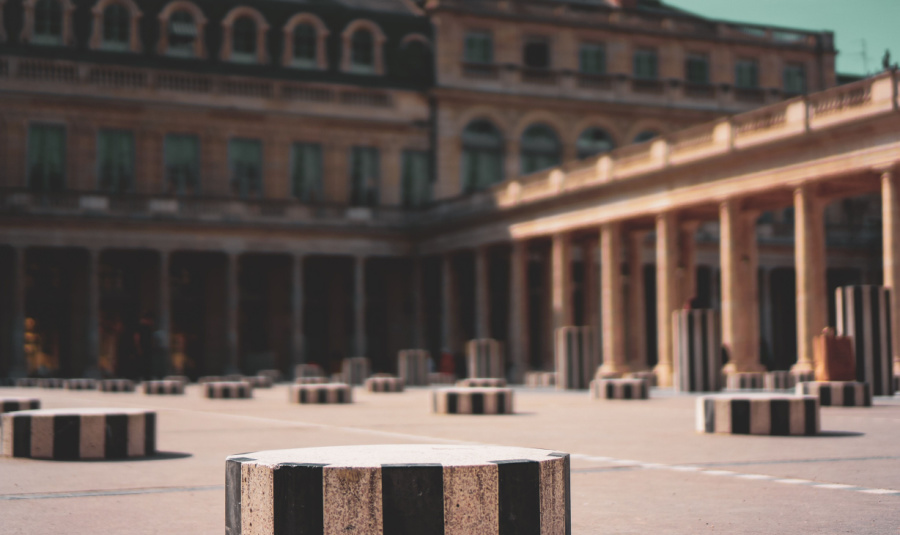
662, 0, 900, 76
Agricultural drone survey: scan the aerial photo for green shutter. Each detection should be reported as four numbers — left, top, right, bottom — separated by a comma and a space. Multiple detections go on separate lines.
28, 124, 66, 192
165, 134, 199, 194
98, 130, 134, 193
230, 139, 262, 197
291, 143, 322, 202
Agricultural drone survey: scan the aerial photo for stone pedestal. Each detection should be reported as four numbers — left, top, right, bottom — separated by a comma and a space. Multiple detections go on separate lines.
2, 408, 156, 459
590, 378, 648, 400
725, 372, 765, 390
428, 372, 456, 385
225, 444, 570, 535
397, 349, 430, 386
457, 378, 507, 388
0, 398, 40, 414
143, 380, 185, 395
465, 339, 504, 379
796, 381, 872, 407
696, 394, 819, 435
342, 357, 371, 386
290, 383, 352, 404
204, 381, 252, 399
836, 285, 895, 396
555, 326, 600, 390
673, 309, 722, 392
245, 375, 274, 389
365, 376, 404, 393
432, 388, 514, 415
294, 377, 329, 385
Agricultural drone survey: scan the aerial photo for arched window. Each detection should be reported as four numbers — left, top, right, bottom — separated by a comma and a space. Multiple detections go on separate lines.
576, 127, 615, 159
282, 14, 328, 69
350, 29, 374, 71
232, 16, 257, 63
101, 4, 130, 50
633, 131, 658, 144
292, 23, 316, 67
520, 123, 561, 175
461, 119, 504, 193
167, 10, 196, 57
33, 0, 63, 45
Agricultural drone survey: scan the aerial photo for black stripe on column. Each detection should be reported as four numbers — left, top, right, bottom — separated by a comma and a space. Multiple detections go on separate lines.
13, 414, 31, 457
492, 459, 541, 535
205, 384, 212, 398
53, 415, 81, 460
842, 384, 856, 407
819, 386, 832, 406
471, 392, 484, 414
769, 399, 790, 436
730, 400, 750, 434
863, 383, 872, 407
623, 384, 632, 399
317, 389, 327, 404
869, 287, 885, 395
852, 287, 865, 384
549, 452, 572, 535
704, 399, 715, 433
105, 414, 129, 459
273, 463, 327, 535
144, 412, 156, 456
605, 382, 614, 399
337, 388, 347, 403
496, 391, 507, 414
447, 392, 458, 413
804, 399, 817, 436
226, 458, 252, 535
381, 464, 444, 535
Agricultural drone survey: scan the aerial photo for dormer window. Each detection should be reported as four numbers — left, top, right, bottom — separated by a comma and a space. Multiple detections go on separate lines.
220, 7, 268, 64
350, 29, 374, 72
101, 4, 130, 50
232, 17, 257, 63
340, 20, 385, 75
33, 0, 63, 45
158, 2, 206, 59
292, 24, 316, 67
282, 14, 328, 69
168, 11, 196, 56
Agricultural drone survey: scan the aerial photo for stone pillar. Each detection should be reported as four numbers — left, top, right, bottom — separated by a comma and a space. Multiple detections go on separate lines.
474, 246, 490, 339
84, 248, 101, 378
292, 253, 305, 366
224, 252, 240, 375
882, 170, 900, 375
720, 200, 763, 373
440, 254, 456, 353
793, 184, 827, 373
9, 247, 26, 378
759, 267, 774, 368
551, 233, 573, 330
679, 222, 700, 306
627, 232, 648, 371
582, 238, 599, 332
508, 241, 529, 382
654, 213, 678, 386
599, 222, 628, 374
158, 250, 171, 376
412, 256, 425, 348
353, 255, 366, 357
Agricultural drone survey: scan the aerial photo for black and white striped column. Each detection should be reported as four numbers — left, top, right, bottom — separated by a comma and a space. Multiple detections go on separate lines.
465, 339, 504, 379
398, 349, 430, 386
836, 285, 895, 396
2, 408, 156, 459
204, 382, 253, 399
554, 326, 600, 390
0, 398, 40, 413
225, 444, 570, 535
764, 371, 814, 391
673, 309, 722, 392
725, 372, 765, 390
164, 375, 190, 384
696, 394, 819, 435
15, 378, 38, 388
342, 357, 371, 386
289, 383, 352, 404
143, 380, 185, 395
796, 381, 872, 407
295, 377, 329, 385
257, 369, 282, 383
365, 376, 405, 393
98, 379, 136, 392
525, 371, 557, 388
433, 388, 514, 415
65, 379, 97, 390
589, 378, 649, 400
245, 375, 273, 389
457, 378, 507, 388
37, 378, 65, 389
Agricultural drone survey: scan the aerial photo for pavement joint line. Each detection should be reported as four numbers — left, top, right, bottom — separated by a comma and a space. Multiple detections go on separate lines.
0, 485, 224, 501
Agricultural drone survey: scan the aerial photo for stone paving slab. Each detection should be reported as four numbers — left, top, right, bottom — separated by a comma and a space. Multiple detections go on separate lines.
0, 385, 897, 534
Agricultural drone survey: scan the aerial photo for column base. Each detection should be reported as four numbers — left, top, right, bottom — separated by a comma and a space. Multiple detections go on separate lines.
653, 362, 674, 387
894, 361, 900, 376
597, 362, 629, 378
722, 361, 766, 374
791, 361, 815, 374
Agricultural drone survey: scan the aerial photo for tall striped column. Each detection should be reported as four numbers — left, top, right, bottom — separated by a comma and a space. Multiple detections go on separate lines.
465, 339, 504, 378
836, 285, 895, 396
342, 357, 371, 386
397, 349, 430, 386
555, 326, 600, 390
673, 309, 722, 392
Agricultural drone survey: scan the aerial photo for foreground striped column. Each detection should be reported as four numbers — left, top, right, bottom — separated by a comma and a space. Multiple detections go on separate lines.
289, 383, 352, 404
225, 444, 570, 535
590, 378, 648, 400
204, 382, 253, 399
2, 408, 156, 459
433, 388, 514, 415
342, 357, 371, 386
555, 326, 600, 390
466, 339, 504, 379
143, 380, 185, 395
365, 376, 404, 393
696, 394, 819, 435
836, 286, 895, 395
725, 372, 765, 390
398, 349, 430, 386
98, 379, 136, 393
764, 371, 814, 391
0, 398, 40, 414
796, 381, 872, 407
525, 371, 557, 388
673, 310, 722, 392
457, 378, 507, 388
65, 379, 97, 390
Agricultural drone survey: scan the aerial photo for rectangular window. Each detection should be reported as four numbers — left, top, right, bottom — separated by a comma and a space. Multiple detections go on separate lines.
349, 146, 379, 207
27, 124, 66, 192
523, 38, 550, 69
685, 53, 710, 84
735, 58, 759, 88
464, 31, 493, 64
579, 43, 606, 75
229, 138, 263, 198
633, 48, 658, 80
164, 134, 200, 195
291, 142, 323, 202
784, 63, 806, 94
401, 150, 431, 208
97, 129, 134, 193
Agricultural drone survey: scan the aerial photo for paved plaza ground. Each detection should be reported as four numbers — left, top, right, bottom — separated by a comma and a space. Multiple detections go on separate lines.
0, 383, 898, 534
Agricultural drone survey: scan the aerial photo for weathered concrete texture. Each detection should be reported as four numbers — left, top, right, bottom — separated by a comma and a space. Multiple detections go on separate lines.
796, 381, 872, 407
696, 394, 819, 436
225, 445, 570, 535
289, 384, 352, 404
589, 378, 649, 400
432, 387, 513, 415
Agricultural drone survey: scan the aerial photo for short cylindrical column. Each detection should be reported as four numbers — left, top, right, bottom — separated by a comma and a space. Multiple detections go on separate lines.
697, 394, 819, 435
655, 213, 679, 386
673, 309, 722, 392
793, 185, 827, 373
204, 381, 252, 399
881, 170, 900, 375
599, 222, 627, 375
365, 376, 404, 392
225, 252, 240, 375
433, 388, 515, 415
143, 380, 185, 395
555, 326, 599, 390
342, 356, 371, 386
0, 398, 40, 413
465, 338, 503, 378
397, 349, 429, 386
508, 241, 529, 383
290, 383, 352, 403
225, 445, 570, 534
551, 233, 573, 330
590, 378, 649, 400
291, 253, 305, 367
84, 249, 101, 378
474, 246, 490, 339
835, 285, 895, 395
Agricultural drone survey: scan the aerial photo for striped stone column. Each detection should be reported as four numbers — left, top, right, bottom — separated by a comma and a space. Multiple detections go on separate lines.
365, 376, 404, 393
836, 285, 895, 396
696, 394, 819, 435
590, 378, 649, 400
764, 371, 814, 391
725, 372, 765, 390
143, 380, 185, 395
465, 339, 504, 379
796, 381, 872, 407
294, 363, 324, 379
0, 398, 40, 413
397, 349, 430, 386
555, 326, 599, 390
525, 371, 557, 387
226, 444, 570, 535
290, 383, 352, 404
433, 387, 514, 415
65, 378, 97, 390
342, 357, 371, 386
205, 381, 252, 399
98, 379, 136, 392
673, 309, 722, 392
457, 377, 507, 388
